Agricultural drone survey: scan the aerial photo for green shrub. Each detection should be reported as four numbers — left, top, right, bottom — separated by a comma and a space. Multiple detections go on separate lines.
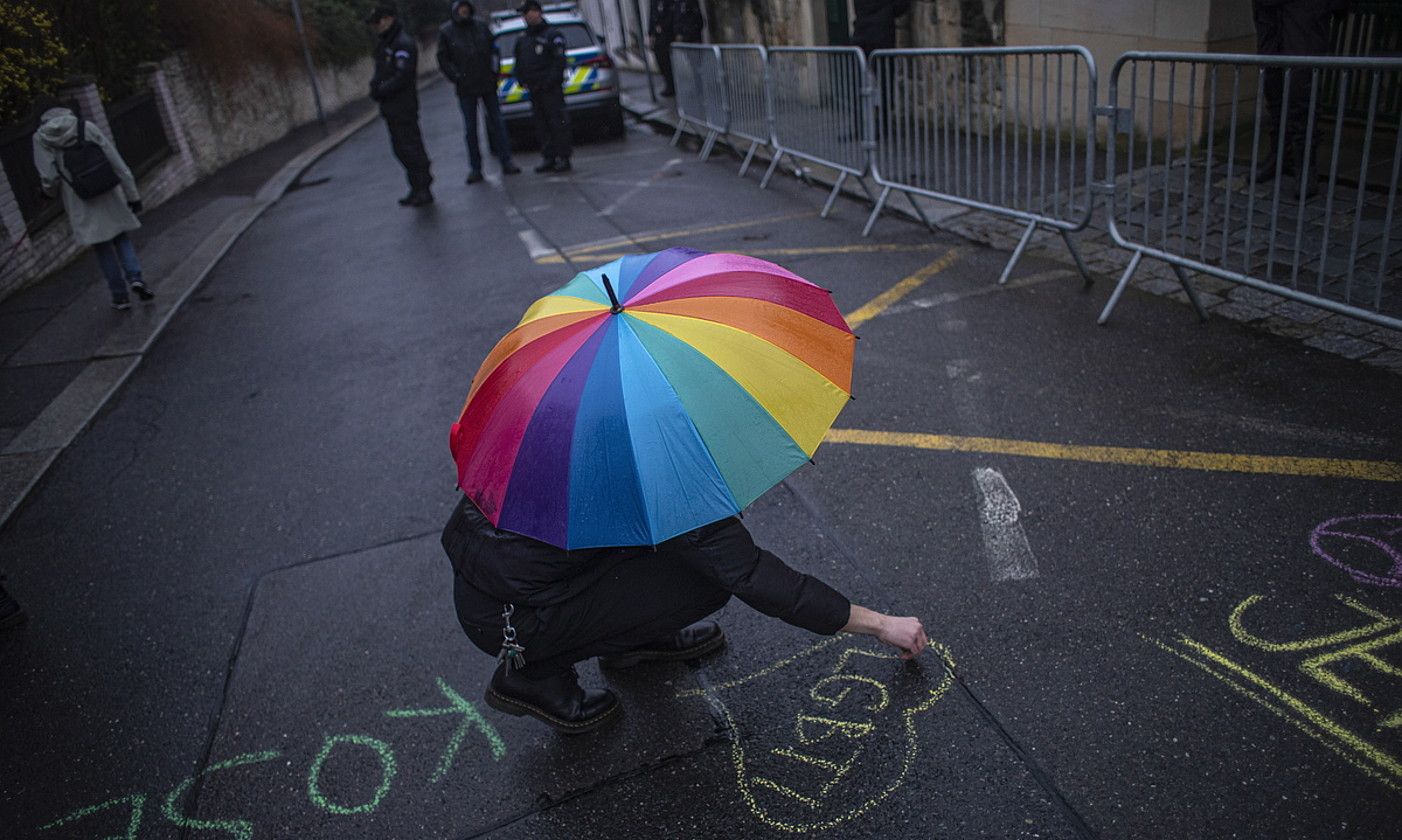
0, 2, 69, 123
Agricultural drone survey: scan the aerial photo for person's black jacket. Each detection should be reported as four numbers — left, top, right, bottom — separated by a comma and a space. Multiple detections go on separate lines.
851, 0, 910, 52
512, 19, 569, 90
650, 0, 675, 39
442, 496, 852, 636
437, 1, 499, 98
371, 19, 420, 116
675, 0, 704, 42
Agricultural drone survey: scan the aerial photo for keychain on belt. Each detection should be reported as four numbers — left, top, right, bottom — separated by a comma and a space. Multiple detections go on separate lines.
498, 603, 526, 670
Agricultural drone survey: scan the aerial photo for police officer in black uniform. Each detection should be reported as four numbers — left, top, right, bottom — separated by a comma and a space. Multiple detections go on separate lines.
512, 1, 572, 174
367, 4, 434, 206
650, 0, 704, 98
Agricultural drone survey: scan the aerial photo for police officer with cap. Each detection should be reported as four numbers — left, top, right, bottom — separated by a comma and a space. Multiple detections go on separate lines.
367, 3, 434, 205
512, 0, 572, 174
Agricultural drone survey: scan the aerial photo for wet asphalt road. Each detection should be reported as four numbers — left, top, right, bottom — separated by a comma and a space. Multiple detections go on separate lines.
2, 80, 1401, 839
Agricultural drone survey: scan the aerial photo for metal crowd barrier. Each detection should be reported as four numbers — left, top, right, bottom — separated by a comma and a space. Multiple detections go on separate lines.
763, 47, 882, 219
1098, 52, 1402, 330
670, 44, 729, 159
716, 45, 772, 176
866, 47, 1098, 285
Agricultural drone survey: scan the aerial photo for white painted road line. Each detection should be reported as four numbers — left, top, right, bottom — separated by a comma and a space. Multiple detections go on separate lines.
973, 467, 1040, 582
517, 229, 557, 261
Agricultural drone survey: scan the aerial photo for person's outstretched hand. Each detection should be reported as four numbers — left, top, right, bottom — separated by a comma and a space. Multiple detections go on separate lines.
877, 615, 927, 659
843, 605, 927, 660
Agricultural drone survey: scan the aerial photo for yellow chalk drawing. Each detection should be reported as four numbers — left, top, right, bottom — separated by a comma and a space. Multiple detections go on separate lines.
1228, 594, 1402, 726
1145, 634, 1402, 795
1229, 594, 1399, 652
682, 637, 957, 833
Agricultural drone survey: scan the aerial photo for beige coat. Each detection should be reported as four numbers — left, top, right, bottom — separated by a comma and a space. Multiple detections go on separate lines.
32, 108, 141, 246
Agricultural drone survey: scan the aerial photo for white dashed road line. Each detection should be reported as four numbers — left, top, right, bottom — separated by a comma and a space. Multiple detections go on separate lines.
973, 467, 1040, 582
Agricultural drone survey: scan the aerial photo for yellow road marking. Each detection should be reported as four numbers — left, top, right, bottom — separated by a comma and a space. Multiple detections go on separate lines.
534, 242, 944, 266
560, 210, 813, 257
843, 249, 963, 329
823, 428, 1402, 482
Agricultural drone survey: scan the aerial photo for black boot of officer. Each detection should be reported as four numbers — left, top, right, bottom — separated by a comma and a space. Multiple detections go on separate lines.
513, 1, 572, 174
367, 5, 434, 206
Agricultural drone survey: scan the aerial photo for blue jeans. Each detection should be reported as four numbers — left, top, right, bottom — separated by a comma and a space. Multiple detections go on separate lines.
93, 233, 142, 301
458, 91, 513, 173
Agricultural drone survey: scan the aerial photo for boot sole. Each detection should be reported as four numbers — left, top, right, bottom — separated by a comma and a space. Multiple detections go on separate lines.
599, 630, 726, 670
484, 687, 619, 734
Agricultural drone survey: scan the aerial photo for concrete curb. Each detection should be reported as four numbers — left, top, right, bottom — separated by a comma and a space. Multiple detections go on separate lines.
0, 91, 402, 530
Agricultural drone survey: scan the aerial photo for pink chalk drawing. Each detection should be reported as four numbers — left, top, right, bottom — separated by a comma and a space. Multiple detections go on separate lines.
1310, 514, 1402, 589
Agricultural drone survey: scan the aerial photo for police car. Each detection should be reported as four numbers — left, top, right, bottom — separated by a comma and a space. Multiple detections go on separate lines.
490, 3, 624, 140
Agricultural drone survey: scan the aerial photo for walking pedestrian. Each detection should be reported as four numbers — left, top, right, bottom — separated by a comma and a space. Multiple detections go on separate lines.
443, 497, 928, 733
31, 98, 154, 312
1252, 0, 1341, 196
512, 0, 572, 174
367, 4, 434, 206
438, 0, 522, 184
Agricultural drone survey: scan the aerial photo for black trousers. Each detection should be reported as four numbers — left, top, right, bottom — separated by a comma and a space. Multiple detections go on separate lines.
530, 84, 573, 162
383, 111, 433, 192
453, 551, 730, 678
653, 37, 675, 93
1253, 0, 1334, 157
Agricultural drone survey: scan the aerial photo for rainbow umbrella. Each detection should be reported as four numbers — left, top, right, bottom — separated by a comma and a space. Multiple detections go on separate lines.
450, 248, 855, 549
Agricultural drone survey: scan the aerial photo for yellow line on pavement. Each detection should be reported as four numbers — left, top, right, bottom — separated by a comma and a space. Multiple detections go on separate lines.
823, 428, 1402, 482
534, 242, 944, 265
561, 210, 813, 257
843, 249, 963, 329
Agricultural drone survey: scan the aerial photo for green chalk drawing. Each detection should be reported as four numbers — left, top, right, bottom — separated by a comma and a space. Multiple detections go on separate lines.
38, 793, 146, 839
385, 676, 506, 782
306, 734, 397, 815
161, 750, 280, 840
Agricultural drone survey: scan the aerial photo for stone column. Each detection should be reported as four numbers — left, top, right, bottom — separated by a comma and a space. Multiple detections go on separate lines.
56, 75, 113, 138
136, 61, 194, 168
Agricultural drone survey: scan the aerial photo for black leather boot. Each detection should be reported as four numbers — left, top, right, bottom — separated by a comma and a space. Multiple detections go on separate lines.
598, 620, 726, 669
485, 664, 618, 734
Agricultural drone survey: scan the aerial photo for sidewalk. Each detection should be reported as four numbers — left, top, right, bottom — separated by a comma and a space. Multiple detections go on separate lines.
615, 68, 1402, 376
0, 95, 386, 529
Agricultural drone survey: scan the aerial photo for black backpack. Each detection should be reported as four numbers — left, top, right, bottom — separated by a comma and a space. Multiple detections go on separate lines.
60, 115, 121, 200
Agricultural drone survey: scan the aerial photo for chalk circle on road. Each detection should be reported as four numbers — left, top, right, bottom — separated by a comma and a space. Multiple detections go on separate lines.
1310, 514, 1402, 589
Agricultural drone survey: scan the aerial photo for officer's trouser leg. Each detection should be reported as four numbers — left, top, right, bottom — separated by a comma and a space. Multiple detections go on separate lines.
654, 39, 675, 93
531, 85, 571, 162
452, 552, 731, 679
386, 112, 433, 192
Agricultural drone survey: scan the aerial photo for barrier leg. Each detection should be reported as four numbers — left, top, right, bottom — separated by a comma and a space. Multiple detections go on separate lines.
739, 141, 758, 177
821, 172, 849, 219
671, 120, 686, 147
1098, 250, 1142, 325
699, 130, 718, 161
862, 185, 892, 237
998, 220, 1038, 286
1060, 230, 1094, 289
1174, 265, 1210, 322
760, 152, 784, 190
903, 190, 934, 232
